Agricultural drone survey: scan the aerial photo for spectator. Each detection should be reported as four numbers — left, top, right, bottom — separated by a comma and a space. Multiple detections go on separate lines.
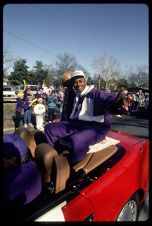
33, 98, 46, 131
41, 89, 48, 105
47, 90, 58, 122
145, 93, 149, 110
15, 92, 24, 130
130, 93, 139, 112
35, 88, 48, 104
57, 87, 65, 116
34, 88, 41, 99
23, 87, 33, 128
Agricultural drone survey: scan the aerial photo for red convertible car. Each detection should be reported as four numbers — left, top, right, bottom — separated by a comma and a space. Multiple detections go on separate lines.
4, 129, 149, 222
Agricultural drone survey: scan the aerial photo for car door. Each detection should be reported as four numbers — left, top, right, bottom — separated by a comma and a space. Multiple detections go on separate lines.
62, 193, 95, 221
34, 193, 94, 222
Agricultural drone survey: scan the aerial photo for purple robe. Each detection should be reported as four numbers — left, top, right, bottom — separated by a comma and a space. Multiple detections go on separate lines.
44, 86, 116, 164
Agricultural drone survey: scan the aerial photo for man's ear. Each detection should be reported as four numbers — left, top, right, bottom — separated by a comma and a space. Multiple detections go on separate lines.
85, 79, 87, 86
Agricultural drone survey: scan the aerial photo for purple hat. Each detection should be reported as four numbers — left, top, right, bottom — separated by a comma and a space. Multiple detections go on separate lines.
3, 134, 42, 205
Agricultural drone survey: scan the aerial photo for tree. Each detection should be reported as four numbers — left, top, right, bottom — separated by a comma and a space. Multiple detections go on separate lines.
30, 61, 54, 87
127, 72, 138, 87
92, 73, 105, 88
91, 54, 121, 89
9, 59, 29, 86
55, 53, 77, 70
136, 65, 149, 88
43, 65, 56, 86
108, 78, 119, 91
87, 75, 94, 85
3, 47, 16, 77
127, 65, 149, 88
32, 61, 46, 85
54, 53, 78, 84
54, 53, 89, 87
117, 78, 129, 89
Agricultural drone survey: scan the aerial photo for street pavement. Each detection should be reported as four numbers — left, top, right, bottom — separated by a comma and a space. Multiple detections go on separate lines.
111, 114, 149, 138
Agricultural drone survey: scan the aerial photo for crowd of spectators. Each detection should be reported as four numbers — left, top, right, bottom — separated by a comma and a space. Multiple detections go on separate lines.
107, 88, 149, 118
14, 85, 64, 131
123, 89, 149, 117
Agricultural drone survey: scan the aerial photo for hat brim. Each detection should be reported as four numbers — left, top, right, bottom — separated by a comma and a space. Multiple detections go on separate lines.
70, 75, 85, 82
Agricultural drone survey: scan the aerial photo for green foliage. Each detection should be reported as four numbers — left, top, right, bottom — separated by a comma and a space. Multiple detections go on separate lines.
32, 61, 47, 85
54, 53, 89, 84
117, 78, 129, 89
9, 59, 29, 86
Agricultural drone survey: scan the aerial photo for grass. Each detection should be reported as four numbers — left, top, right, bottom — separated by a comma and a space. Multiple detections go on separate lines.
3, 103, 16, 120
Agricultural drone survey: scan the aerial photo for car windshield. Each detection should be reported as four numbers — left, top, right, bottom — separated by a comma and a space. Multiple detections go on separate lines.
20, 85, 38, 91
3, 87, 12, 91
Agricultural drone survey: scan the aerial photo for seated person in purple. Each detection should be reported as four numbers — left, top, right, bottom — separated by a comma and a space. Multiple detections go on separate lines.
3, 134, 42, 207
44, 70, 128, 165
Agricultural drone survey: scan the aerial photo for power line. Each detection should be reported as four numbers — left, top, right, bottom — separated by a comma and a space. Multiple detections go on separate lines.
4, 29, 58, 59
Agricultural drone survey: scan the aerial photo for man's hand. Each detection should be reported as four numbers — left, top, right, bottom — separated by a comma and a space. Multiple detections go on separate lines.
52, 118, 61, 122
122, 97, 129, 112
115, 90, 129, 113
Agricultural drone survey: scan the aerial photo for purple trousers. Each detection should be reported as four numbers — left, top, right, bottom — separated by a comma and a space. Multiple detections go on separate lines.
44, 120, 110, 164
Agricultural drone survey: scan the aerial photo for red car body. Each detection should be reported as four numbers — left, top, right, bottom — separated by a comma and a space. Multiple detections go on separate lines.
5, 130, 149, 222
61, 130, 149, 221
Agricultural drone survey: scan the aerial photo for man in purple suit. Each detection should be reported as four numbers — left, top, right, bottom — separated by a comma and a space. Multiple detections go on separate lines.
44, 70, 128, 165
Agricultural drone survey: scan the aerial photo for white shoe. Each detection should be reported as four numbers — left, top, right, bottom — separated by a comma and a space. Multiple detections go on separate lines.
116, 114, 122, 118
28, 123, 34, 127
49, 121, 51, 123
40, 127, 44, 132
24, 123, 27, 128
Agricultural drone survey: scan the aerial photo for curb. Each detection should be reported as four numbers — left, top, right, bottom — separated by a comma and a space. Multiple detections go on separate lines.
3, 127, 37, 134
3, 127, 15, 134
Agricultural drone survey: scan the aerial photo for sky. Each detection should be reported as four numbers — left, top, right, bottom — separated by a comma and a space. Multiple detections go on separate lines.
3, 3, 149, 76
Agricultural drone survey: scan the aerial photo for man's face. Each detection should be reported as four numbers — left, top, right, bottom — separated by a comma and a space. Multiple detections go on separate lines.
73, 77, 87, 93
